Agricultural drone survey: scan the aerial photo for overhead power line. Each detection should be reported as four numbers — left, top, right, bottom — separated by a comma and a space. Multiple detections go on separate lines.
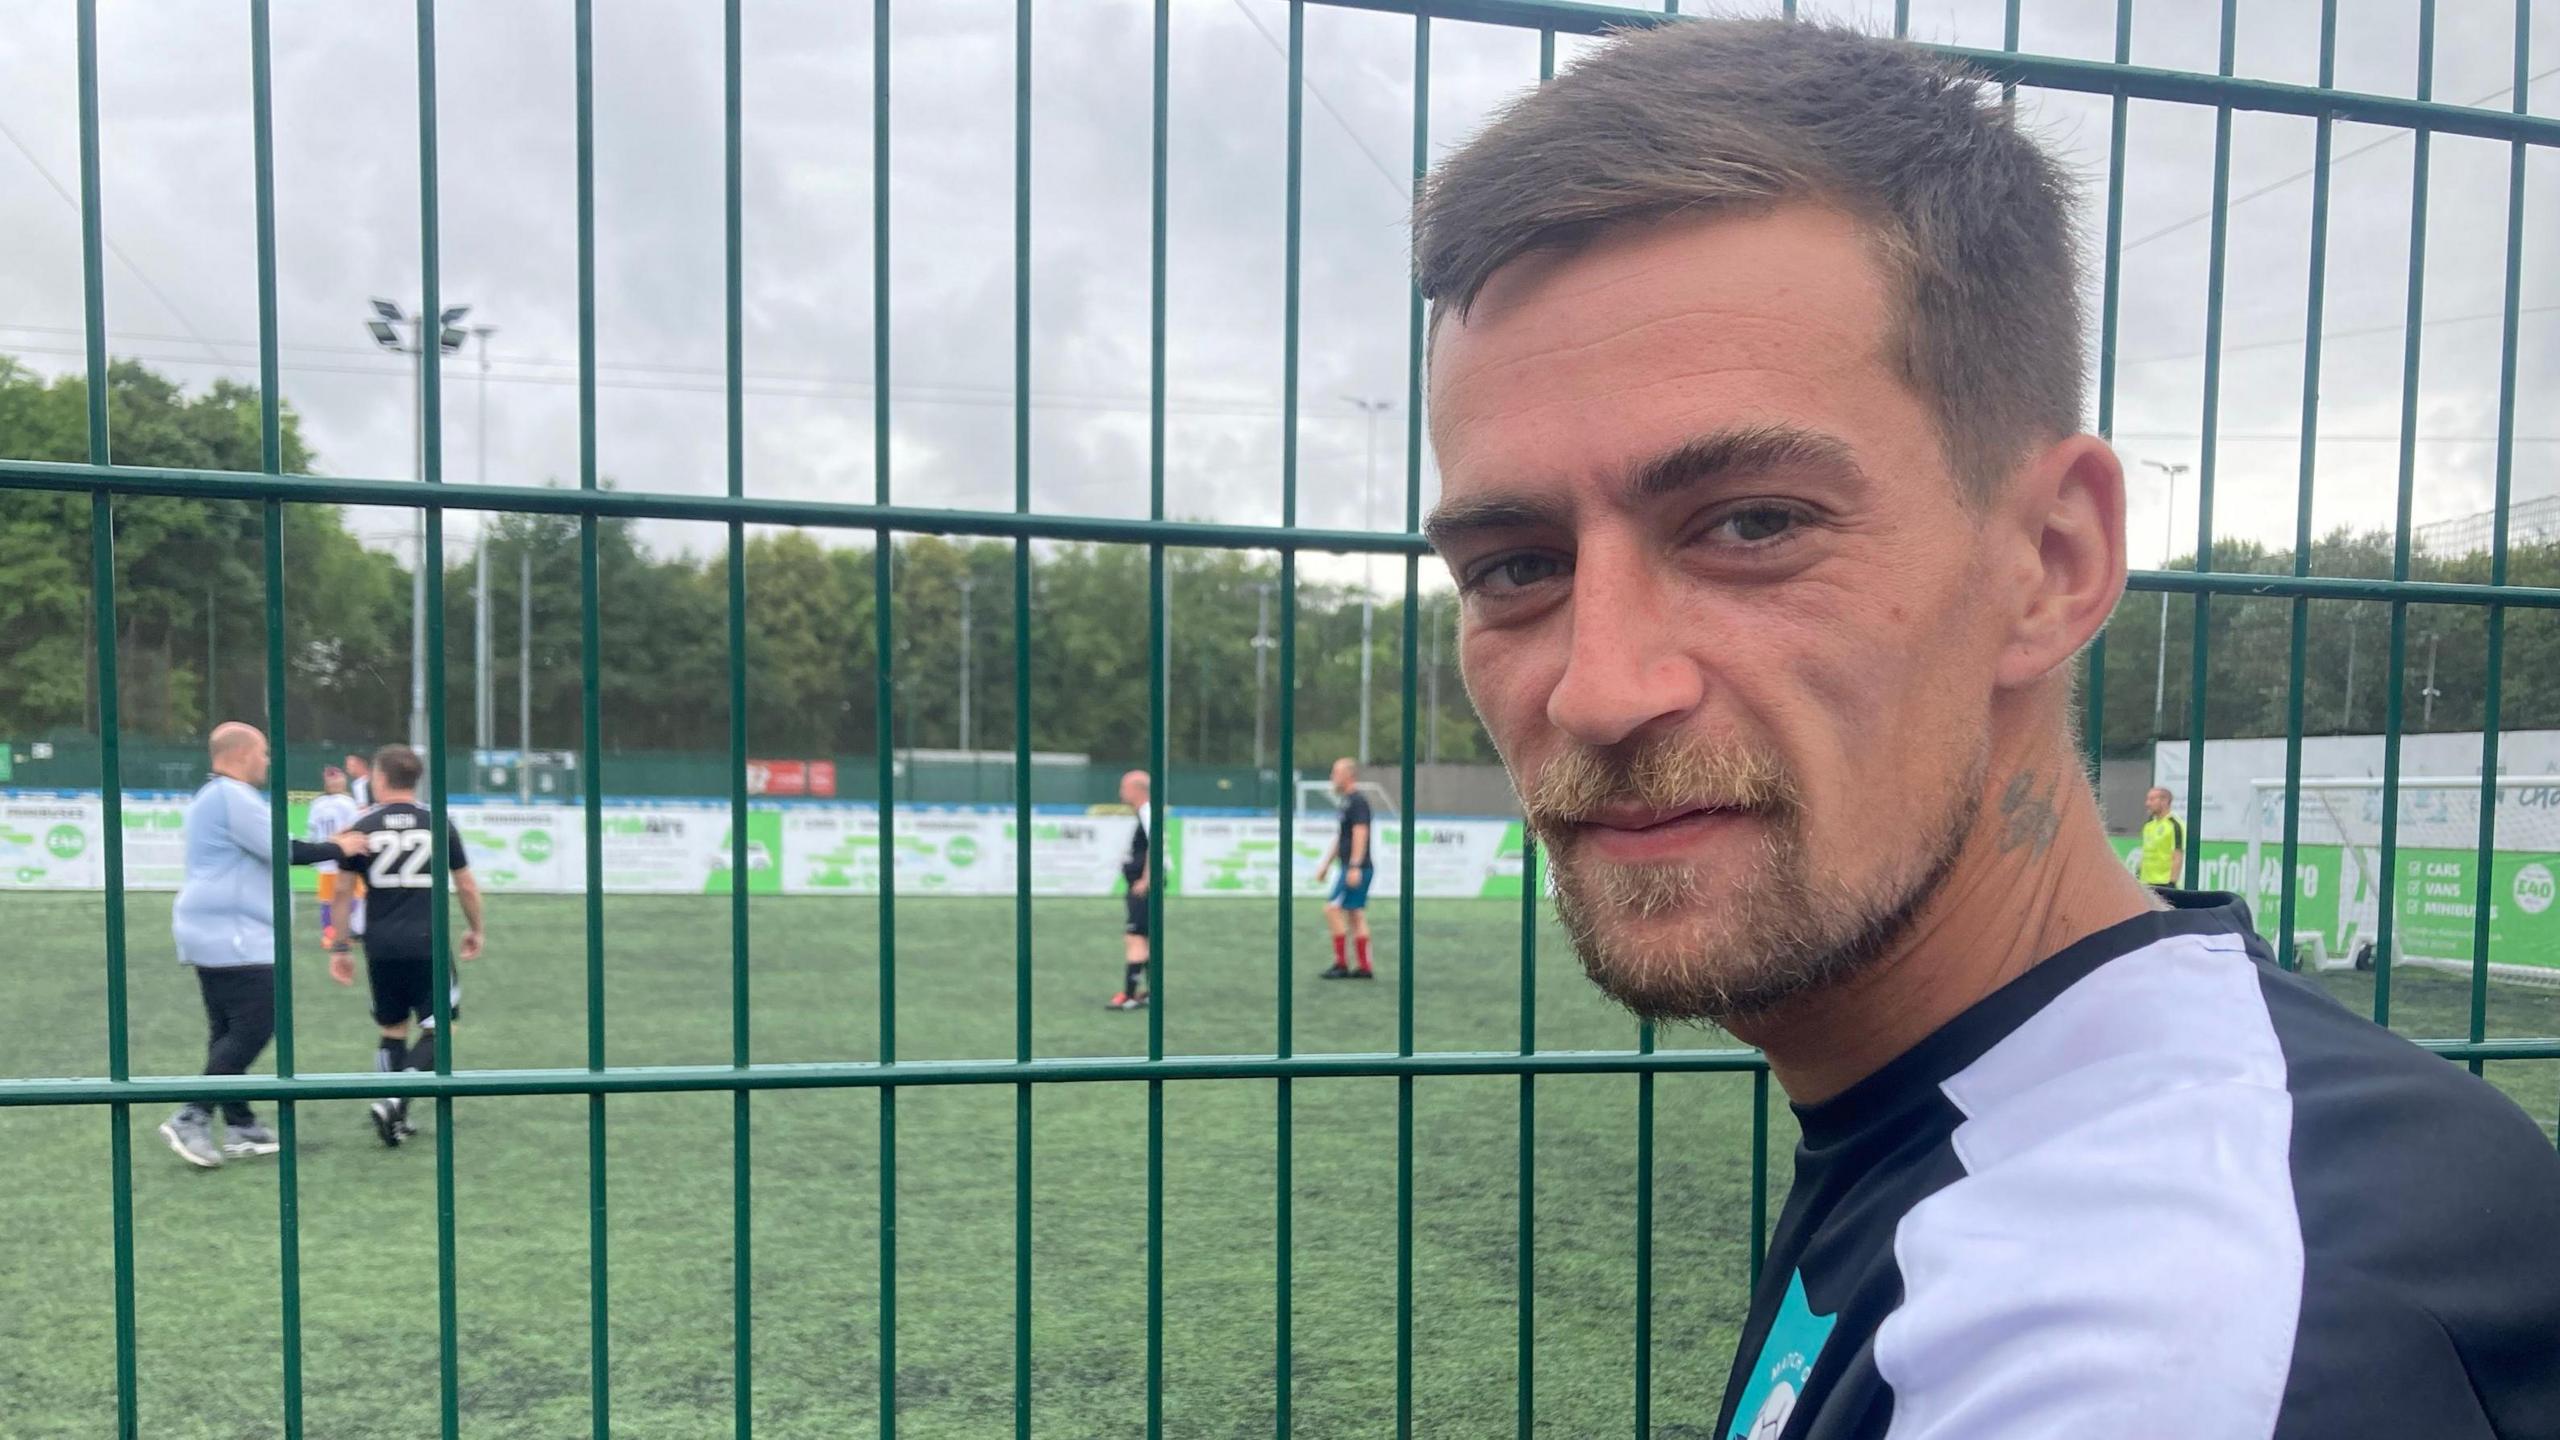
2118, 61, 2560, 256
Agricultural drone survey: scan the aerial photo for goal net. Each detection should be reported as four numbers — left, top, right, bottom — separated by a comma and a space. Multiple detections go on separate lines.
2243, 776, 2560, 985
1295, 778, 1398, 819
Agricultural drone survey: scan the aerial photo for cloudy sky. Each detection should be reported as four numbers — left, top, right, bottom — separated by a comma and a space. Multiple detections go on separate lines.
2, 0, 2554, 586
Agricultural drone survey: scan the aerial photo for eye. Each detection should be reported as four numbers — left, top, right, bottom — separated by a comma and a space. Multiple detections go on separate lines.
1704, 504, 1805, 546
1464, 552, 1567, 594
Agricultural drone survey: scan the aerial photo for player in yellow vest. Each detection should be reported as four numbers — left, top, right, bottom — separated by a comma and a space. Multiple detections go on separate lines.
2139, 786, 2185, 888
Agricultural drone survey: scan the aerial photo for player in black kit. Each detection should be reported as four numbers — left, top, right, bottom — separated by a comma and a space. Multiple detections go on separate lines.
330, 744, 486, 1146
1106, 769, 1152, 1011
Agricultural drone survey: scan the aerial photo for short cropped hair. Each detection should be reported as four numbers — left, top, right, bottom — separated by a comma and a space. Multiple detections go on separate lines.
373, 744, 425, 792
1414, 18, 2085, 496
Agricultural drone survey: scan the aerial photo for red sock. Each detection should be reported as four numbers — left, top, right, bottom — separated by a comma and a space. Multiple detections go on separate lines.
1332, 934, 1347, 967
1356, 935, 1372, 971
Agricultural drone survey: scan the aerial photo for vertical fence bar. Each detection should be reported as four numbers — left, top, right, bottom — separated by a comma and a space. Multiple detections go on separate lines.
1012, 4, 1035, 1436
2000, 0, 2020, 105
722, 2, 755, 1431
1516, 835, 1536, 1438
2377, 0, 2436, 1027
1531, 33, 1555, 1427
2469, 0, 2529, 1073
1892, 0, 1910, 38
248, 2, 305, 1428
2278, 0, 2338, 974
2095, 0, 2130, 444
1634, 1018, 1655, 1440
1145, 6, 1171, 1435
76, 1, 138, 1429
411, 4, 462, 1434
2089, 0, 2129, 865
2180, 0, 2235, 892
1275, 5, 1304, 1434
1747, 1068, 1768, 1285
872, 0, 900, 1430
574, 1, 611, 1433
2082, 640, 2105, 781
1396, 18, 1428, 1439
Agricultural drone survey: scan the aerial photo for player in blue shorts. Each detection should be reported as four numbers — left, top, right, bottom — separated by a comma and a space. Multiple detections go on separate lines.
1314, 757, 1375, 979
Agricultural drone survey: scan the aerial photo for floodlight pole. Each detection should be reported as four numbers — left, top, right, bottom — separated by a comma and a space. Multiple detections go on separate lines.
1426, 597, 1440, 768
1252, 581, 1275, 780
409, 335, 427, 755
370, 300, 469, 761
1347, 397, 1394, 767
957, 571, 976, 753
2422, 630, 2442, 727
521, 537, 533, 803
2141, 459, 2190, 735
473, 325, 497, 767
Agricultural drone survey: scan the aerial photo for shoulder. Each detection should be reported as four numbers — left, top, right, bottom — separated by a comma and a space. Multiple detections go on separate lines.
1874, 932, 2560, 1435
2257, 969, 2560, 1430
2257, 965, 2560, 1263
1876, 930, 2304, 1435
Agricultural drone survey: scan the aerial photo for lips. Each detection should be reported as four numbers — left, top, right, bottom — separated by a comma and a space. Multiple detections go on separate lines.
1562, 803, 1756, 863
1582, 803, 1731, 832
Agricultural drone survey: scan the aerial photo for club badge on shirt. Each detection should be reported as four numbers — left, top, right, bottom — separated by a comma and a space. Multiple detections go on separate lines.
1728, 1270, 1838, 1440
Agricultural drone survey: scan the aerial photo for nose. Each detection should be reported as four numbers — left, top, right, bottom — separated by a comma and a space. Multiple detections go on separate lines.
1544, 540, 1706, 749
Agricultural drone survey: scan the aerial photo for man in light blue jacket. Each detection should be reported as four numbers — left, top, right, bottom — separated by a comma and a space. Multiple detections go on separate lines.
160, 721, 363, 1168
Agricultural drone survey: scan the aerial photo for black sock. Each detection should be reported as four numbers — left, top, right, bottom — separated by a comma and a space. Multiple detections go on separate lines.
406, 1028, 436, 1074
1125, 961, 1147, 997
376, 1036, 407, 1072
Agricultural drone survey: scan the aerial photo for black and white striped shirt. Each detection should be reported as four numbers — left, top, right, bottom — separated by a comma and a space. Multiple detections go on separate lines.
1718, 893, 2560, 1440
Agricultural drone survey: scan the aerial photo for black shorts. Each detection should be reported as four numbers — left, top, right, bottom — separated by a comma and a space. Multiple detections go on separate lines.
365, 950, 457, 1028
1123, 889, 1148, 937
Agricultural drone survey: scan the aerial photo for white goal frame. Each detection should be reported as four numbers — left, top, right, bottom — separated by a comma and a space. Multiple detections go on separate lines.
1295, 778, 1398, 820
2244, 775, 2560, 987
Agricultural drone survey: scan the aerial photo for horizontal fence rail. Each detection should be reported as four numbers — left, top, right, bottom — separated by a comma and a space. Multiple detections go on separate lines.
7, 1036, 2559, 1110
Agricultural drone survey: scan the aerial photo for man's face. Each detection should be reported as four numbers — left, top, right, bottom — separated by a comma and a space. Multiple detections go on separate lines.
244, 734, 272, 788
1427, 206, 2008, 1024
1121, 776, 1147, 810
1331, 762, 1355, 796
2147, 789, 2169, 818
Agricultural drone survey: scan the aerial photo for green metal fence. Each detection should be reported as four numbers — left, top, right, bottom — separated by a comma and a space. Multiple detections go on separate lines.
4, 1, 2557, 1437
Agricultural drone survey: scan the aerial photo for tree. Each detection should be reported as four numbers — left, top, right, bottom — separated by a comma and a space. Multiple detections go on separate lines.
0, 356, 397, 744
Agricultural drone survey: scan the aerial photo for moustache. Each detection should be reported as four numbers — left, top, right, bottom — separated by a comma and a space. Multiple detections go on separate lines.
1521, 739, 1796, 834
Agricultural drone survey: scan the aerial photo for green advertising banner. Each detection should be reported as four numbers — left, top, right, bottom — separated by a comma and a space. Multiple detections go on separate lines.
2109, 835, 2560, 971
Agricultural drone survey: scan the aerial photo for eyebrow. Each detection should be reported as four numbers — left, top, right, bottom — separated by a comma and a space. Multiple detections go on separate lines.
1623, 425, 1868, 504
1423, 423, 1869, 551
1422, 493, 1573, 550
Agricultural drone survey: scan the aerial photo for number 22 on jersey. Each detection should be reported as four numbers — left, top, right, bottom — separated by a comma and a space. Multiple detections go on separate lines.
366, 828, 436, 888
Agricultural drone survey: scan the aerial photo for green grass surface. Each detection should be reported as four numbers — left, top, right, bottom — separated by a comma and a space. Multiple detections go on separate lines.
5, 892, 1771, 1440
5, 891, 2554, 1439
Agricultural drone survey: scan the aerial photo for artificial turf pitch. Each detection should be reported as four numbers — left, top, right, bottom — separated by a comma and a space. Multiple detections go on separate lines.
5, 891, 2553, 1438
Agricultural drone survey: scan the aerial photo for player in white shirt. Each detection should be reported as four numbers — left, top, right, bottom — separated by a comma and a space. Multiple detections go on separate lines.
307, 764, 366, 964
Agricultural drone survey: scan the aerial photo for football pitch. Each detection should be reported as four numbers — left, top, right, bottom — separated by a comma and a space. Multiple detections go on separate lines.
7, 892, 2556, 1439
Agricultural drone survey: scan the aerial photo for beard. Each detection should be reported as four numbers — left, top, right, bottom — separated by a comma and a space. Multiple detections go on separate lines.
1521, 735, 1982, 1026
